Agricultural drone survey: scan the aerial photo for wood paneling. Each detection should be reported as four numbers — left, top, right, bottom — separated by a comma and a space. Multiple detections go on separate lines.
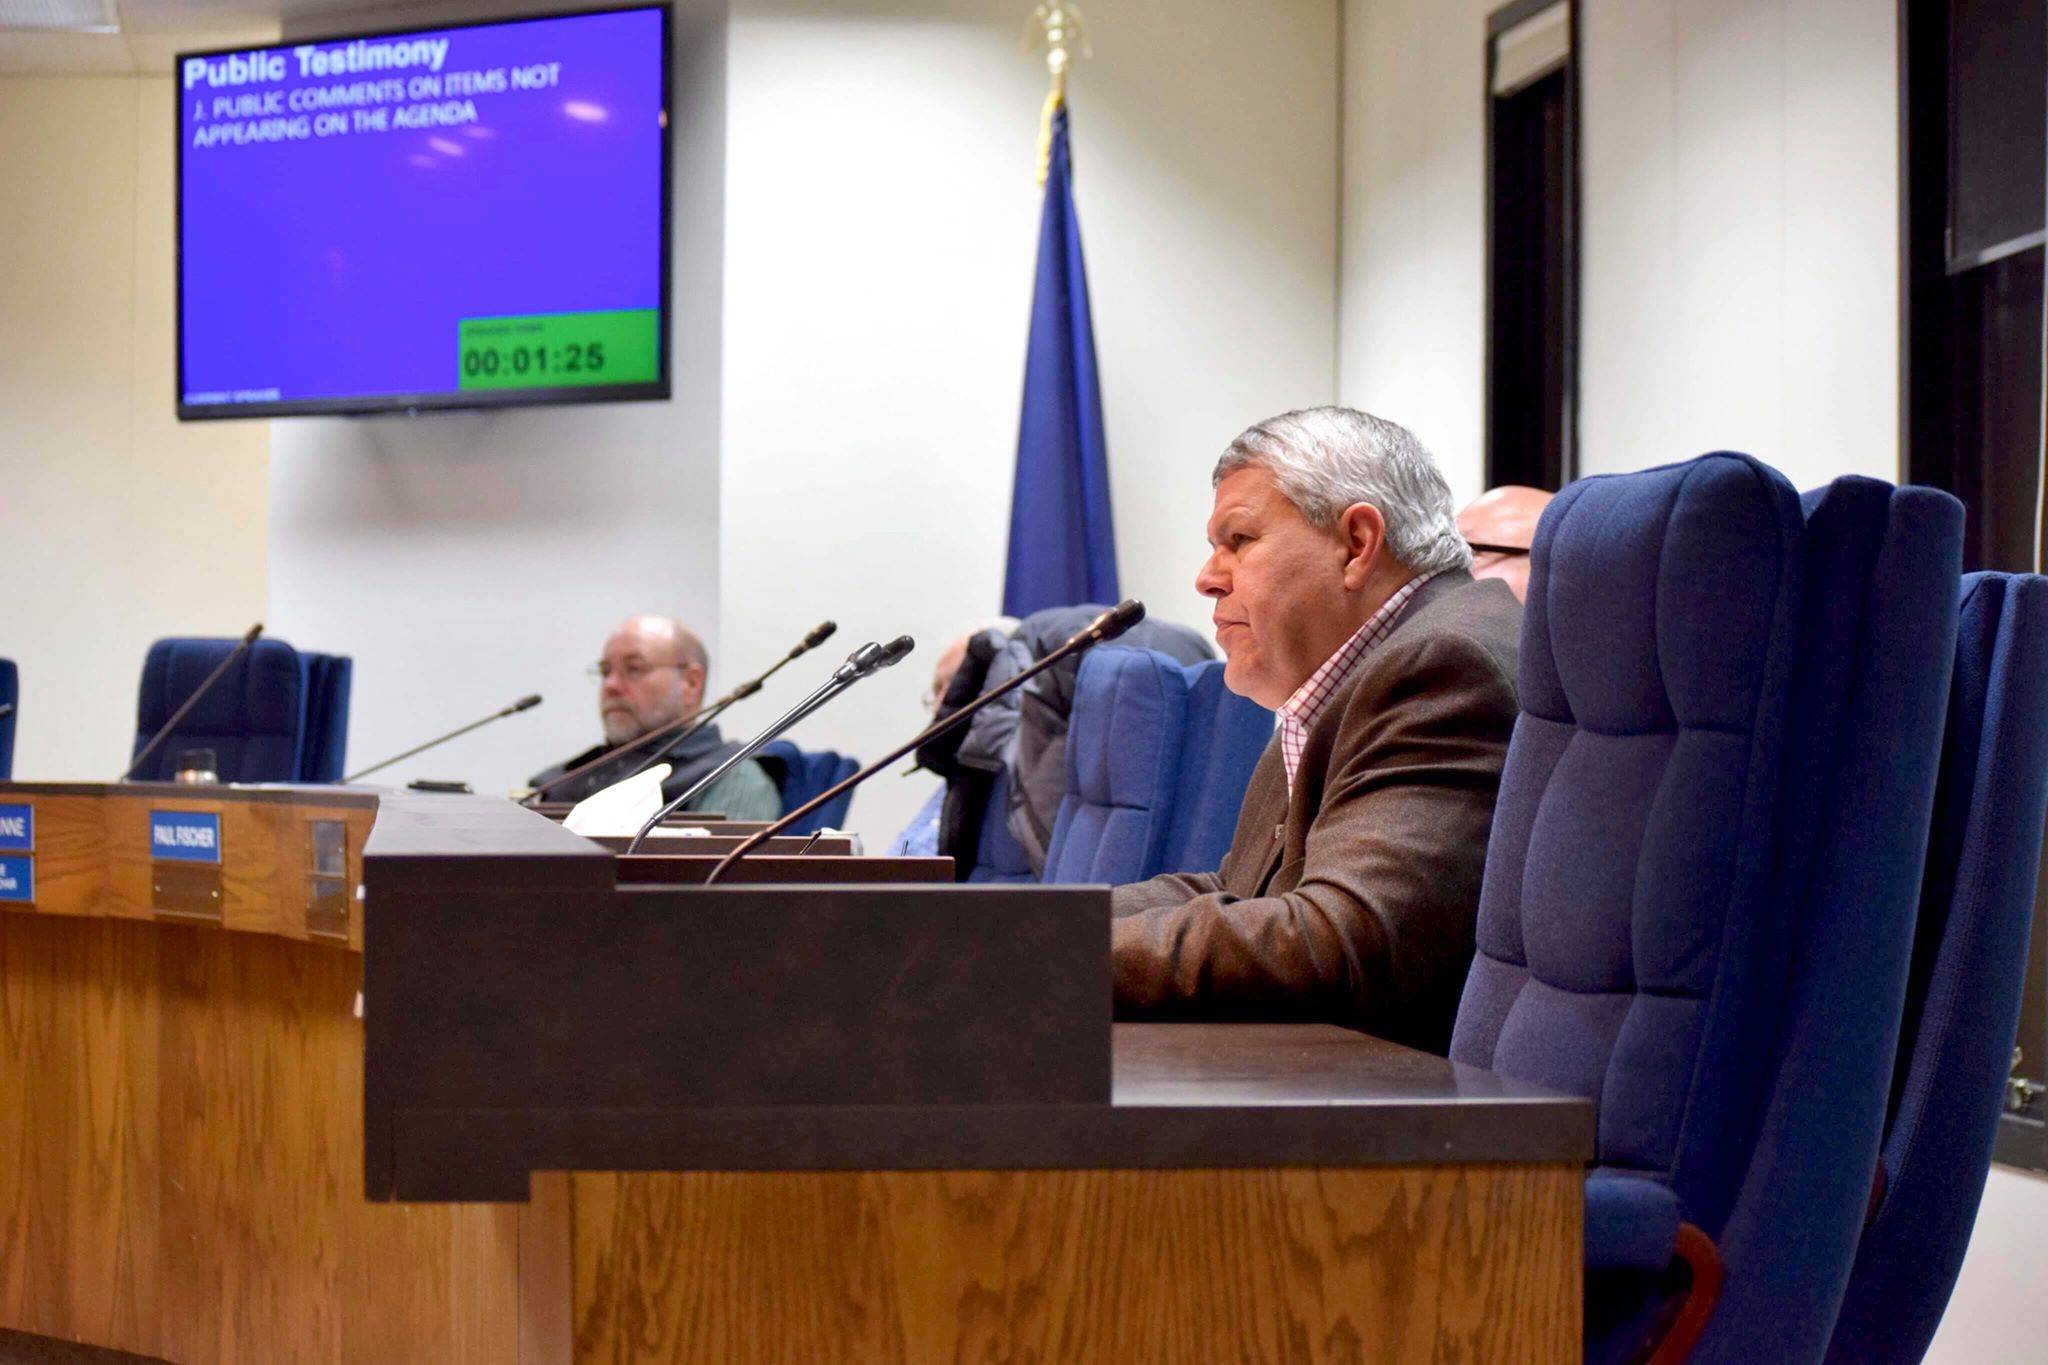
569, 1164, 1582, 1364
6, 792, 372, 944
0, 910, 547, 1363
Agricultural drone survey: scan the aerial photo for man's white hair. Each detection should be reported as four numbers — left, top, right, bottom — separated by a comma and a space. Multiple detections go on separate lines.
1213, 407, 1473, 576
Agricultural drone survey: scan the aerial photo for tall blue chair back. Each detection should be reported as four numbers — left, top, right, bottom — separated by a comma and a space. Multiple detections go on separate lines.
966, 771, 1039, 883
1041, 648, 1271, 885
755, 740, 858, 835
1824, 572, 2048, 1363
132, 637, 309, 783
0, 659, 15, 780
1450, 454, 1808, 1361
1159, 657, 1275, 875
297, 652, 353, 782
1698, 478, 1961, 1361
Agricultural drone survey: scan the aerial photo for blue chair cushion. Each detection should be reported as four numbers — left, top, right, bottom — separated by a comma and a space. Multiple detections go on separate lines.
755, 741, 859, 835
967, 771, 1038, 883
1042, 647, 1188, 885
297, 652, 353, 783
0, 658, 15, 780
1158, 658, 1274, 876
1451, 452, 1806, 1243
132, 637, 308, 783
1041, 648, 1272, 885
1587, 1171, 1683, 1273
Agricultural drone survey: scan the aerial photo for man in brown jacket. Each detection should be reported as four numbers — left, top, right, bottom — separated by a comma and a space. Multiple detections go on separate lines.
1113, 407, 1522, 1054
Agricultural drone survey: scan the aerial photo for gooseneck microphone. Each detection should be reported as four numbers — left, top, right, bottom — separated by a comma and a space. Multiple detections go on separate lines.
527, 620, 837, 803
706, 600, 1146, 883
344, 693, 543, 784
624, 634, 915, 854
123, 623, 264, 782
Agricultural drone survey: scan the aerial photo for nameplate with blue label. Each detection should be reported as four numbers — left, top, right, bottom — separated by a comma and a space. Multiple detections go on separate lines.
0, 855, 32, 902
0, 803, 31, 853
150, 810, 222, 864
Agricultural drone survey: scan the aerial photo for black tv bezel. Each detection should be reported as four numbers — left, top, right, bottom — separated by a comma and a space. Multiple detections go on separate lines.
174, 3, 674, 422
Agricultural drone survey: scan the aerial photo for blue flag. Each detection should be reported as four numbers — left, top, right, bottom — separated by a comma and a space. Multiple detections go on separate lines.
1003, 103, 1118, 617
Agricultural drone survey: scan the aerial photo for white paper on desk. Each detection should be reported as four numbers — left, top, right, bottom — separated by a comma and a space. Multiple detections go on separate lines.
562, 763, 671, 838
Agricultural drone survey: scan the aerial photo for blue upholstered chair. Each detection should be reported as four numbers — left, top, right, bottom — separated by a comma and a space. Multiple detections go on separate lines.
1696, 477, 1961, 1361
133, 637, 309, 782
132, 636, 355, 784
966, 771, 1039, 883
297, 651, 353, 782
0, 658, 16, 780
755, 741, 859, 835
1040, 647, 1273, 885
1451, 453, 1809, 1361
1824, 572, 2048, 1363
1452, 455, 1966, 1363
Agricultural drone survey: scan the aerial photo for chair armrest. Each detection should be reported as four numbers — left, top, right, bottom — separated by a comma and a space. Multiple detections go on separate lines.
1586, 1171, 1682, 1272
1585, 1172, 1724, 1364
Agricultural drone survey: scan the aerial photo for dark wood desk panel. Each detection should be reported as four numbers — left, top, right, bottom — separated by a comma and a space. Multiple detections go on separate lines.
615, 854, 954, 884
388, 1024, 1590, 1193
588, 833, 858, 855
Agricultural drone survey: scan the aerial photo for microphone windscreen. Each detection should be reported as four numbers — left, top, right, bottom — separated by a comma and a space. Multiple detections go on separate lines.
1085, 599, 1146, 643
804, 620, 839, 649
1107, 599, 1146, 637
511, 694, 543, 713
875, 635, 915, 668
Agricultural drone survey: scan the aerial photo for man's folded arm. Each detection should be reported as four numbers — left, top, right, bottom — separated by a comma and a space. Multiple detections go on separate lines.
1109, 633, 1516, 1039
1112, 869, 1226, 917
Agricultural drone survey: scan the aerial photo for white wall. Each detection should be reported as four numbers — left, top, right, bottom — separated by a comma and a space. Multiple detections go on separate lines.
267, 0, 728, 793
1928, 1163, 2048, 1363
1578, 0, 1897, 489
0, 76, 270, 779
1337, 0, 1492, 501
1338, 0, 1899, 496
718, 0, 1338, 845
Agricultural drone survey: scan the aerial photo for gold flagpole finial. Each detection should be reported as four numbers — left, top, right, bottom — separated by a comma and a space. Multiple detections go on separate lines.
1027, 2, 1090, 185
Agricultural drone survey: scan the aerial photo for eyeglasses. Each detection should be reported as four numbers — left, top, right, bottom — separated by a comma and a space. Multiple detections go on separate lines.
586, 659, 689, 683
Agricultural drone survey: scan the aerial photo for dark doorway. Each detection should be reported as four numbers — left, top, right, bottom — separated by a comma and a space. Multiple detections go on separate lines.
1902, 0, 2048, 1169
1486, 0, 1578, 492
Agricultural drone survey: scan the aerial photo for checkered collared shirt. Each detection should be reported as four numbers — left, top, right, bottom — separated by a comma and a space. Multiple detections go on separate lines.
1277, 569, 1445, 792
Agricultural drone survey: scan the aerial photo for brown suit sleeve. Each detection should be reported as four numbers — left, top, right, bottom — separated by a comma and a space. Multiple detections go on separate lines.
1113, 870, 1224, 915
1109, 632, 1517, 1048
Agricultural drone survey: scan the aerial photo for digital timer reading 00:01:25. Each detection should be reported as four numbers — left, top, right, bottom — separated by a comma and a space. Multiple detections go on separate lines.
461, 341, 607, 380
454, 308, 660, 391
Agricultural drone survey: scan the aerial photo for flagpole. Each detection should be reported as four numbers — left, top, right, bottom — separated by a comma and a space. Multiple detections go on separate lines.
1029, 2, 1088, 185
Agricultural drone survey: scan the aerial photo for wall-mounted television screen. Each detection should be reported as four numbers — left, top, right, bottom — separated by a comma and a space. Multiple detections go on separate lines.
177, 5, 670, 420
